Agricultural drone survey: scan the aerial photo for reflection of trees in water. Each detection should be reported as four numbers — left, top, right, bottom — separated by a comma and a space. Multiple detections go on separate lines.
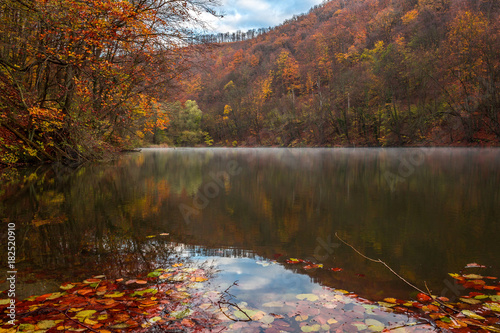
0, 159, 194, 284
151, 149, 207, 196
1, 148, 499, 300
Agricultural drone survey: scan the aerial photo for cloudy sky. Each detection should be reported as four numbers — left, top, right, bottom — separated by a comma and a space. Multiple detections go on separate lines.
202, 0, 324, 33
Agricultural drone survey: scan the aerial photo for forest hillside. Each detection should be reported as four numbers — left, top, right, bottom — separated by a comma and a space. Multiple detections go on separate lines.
172, 0, 500, 147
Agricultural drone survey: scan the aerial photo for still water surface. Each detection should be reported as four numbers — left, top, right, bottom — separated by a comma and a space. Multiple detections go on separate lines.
1, 148, 499, 329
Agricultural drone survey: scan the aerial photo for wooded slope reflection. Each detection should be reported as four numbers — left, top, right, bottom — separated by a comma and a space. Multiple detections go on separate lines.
1, 148, 499, 300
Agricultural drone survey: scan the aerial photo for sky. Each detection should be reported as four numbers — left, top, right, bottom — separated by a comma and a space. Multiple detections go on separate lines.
202, 0, 325, 33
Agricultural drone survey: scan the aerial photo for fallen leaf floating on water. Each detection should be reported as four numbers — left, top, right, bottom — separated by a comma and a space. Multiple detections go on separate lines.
416, 293, 433, 303
330, 267, 343, 272
296, 294, 319, 302
463, 274, 484, 280
286, 258, 304, 264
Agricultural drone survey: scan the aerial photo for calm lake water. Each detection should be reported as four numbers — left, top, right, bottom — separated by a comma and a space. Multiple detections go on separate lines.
1, 148, 499, 330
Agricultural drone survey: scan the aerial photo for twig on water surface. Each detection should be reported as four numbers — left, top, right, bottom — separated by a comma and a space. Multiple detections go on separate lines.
217, 281, 252, 322
334, 233, 500, 332
334, 233, 447, 330
386, 321, 434, 332
423, 281, 459, 313
335, 232, 429, 296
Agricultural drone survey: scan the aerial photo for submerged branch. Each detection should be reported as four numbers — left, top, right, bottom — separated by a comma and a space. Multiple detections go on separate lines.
217, 281, 252, 322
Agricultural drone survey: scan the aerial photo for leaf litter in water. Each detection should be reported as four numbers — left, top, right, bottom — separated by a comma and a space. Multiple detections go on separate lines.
1, 257, 499, 333
0, 264, 222, 332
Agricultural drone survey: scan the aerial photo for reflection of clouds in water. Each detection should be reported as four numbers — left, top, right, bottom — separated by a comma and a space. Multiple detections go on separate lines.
190, 255, 433, 331
193, 256, 312, 297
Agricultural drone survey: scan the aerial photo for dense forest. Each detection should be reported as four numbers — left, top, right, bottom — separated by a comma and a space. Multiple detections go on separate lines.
0, 0, 218, 166
168, 0, 500, 147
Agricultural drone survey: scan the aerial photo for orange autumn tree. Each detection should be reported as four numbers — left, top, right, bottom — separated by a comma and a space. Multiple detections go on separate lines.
0, 0, 219, 165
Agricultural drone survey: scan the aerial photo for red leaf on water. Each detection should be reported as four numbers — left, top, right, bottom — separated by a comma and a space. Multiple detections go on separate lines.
412, 302, 423, 308
286, 258, 302, 264
469, 292, 484, 297
330, 268, 343, 272
181, 318, 195, 328
417, 293, 432, 303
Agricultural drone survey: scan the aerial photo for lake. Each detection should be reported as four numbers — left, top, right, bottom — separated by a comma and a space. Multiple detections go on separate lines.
1, 148, 499, 331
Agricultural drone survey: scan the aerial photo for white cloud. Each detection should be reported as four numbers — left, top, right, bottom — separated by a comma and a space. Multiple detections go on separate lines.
203, 0, 324, 33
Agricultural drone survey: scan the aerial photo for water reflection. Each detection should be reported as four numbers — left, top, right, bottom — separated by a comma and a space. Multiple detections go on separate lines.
1, 148, 499, 302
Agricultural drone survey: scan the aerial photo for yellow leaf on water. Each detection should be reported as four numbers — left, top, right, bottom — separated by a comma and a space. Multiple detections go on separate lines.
296, 294, 319, 302
36, 320, 57, 329
149, 317, 162, 323
485, 303, 500, 312
75, 310, 96, 322
60, 284, 75, 290
301, 324, 321, 332
365, 319, 384, 327
97, 314, 108, 321
69, 308, 84, 312
459, 297, 481, 305
46, 292, 65, 300
104, 292, 124, 298
295, 315, 309, 321
377, 301, 396, 308
461, 310, 485, 320
84, 318, 98, 325
193, 276, 208, 282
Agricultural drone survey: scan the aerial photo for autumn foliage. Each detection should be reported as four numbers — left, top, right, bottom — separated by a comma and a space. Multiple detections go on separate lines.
179, 0, 500, 147
0, 0, 218, 165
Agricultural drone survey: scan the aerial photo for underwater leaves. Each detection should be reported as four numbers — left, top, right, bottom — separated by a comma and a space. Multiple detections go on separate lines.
296, 294, 319, 302
0, 265, 218, 332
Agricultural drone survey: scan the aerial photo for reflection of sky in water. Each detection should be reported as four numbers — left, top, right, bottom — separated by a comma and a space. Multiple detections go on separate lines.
186, 252, 436, 331
192, 256, 314, 306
